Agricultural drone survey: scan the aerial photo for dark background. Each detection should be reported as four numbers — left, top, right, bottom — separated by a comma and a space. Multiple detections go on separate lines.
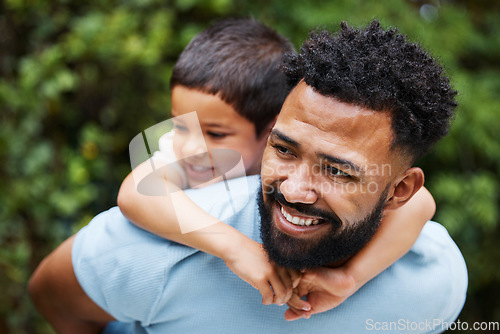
1, 0, 499, 332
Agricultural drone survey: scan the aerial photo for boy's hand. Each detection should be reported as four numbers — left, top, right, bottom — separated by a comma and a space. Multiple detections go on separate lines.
284, 266, 357, 321
223, 237, 300, 306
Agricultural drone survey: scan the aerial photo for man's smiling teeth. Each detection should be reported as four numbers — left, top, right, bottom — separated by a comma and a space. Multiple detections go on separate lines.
281, 206, 319, 226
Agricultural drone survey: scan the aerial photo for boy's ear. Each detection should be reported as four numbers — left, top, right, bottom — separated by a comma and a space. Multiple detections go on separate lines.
384, 167, 425, 211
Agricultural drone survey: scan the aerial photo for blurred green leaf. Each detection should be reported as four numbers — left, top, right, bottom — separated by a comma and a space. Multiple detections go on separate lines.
1, 0, 499, 332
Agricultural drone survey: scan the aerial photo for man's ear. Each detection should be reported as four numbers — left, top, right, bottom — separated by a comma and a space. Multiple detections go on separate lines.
385, 167, 425, 211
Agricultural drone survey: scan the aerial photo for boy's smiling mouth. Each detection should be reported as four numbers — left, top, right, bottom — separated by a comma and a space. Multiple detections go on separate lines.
183, 161, 216, 182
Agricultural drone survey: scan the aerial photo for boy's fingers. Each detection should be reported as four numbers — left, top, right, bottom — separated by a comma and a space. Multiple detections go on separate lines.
268, 274, 287, 306
284, 308, 302, 321
276, 268, 294, 303
284, 286, 293, 304
287, 292, 311, 312
290, 270, 301, 289
284, 307, 311, 321
257, 282, 274, 305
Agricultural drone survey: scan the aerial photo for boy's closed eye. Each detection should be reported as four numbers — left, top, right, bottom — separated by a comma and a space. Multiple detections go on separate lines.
206, 131, 228, 139
174, 123, 189, 132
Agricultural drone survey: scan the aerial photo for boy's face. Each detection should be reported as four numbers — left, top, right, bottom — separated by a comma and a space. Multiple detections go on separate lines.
171, 85, 269, 188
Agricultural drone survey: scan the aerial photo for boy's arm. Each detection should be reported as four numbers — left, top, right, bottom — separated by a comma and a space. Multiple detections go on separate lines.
118, 169, 298, 306
344, 186, 436, 288
118, 168, 250, 264
285, 186, 436, 320
28, 236, 115, 333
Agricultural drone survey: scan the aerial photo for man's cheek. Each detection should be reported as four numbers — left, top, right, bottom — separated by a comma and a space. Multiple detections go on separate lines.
260, 159, 275, 179
260, 159, 284, 189
329, 194, 375, 226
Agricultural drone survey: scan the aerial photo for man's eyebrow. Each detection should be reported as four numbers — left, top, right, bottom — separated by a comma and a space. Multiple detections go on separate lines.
269, 129, 299, 148
319, 154, 365, 174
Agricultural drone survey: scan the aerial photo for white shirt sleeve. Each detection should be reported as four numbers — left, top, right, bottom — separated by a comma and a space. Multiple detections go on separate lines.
152, 130, 188, 189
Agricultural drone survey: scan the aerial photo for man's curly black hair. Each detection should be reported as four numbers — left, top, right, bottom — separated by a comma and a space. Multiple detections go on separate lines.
282, 20, 457, 162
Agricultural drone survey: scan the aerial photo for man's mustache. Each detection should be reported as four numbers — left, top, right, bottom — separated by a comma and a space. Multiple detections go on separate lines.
269, 185, 343, 229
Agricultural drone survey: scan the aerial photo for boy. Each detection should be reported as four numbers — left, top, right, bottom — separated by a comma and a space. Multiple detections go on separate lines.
117, 17, 436, 315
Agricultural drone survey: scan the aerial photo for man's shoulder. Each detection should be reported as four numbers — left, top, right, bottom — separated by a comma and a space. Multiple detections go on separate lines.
71, 175, 261, 321
361, 221, 468, 329
73, 206, 164, 252
184, 175, 261, 233
411, 221, 468, 319
72, 206, 199, 322
73, 174, 260, 259
410, 221, 468, 284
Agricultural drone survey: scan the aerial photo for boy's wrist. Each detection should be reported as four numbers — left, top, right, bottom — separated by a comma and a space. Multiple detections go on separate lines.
210, 225, 245, 261
219, 231, 258, 266
340, 262, 366, 291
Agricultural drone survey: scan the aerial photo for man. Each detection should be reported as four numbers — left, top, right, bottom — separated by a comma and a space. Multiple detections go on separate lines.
29, 20, 467, 333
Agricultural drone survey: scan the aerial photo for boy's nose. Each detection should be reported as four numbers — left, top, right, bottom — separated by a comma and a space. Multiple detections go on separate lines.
182, 134, 209, 159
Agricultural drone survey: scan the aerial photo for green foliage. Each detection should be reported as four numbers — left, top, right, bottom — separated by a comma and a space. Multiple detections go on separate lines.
1, 0, 499, 332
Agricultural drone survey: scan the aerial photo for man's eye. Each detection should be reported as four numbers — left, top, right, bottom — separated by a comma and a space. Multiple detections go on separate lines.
325, 165, 351, 178
207, 131, 227, 139
273, 145, 292, 155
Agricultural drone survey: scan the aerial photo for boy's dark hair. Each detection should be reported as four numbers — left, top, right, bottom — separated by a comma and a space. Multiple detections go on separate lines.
171, 18, 295, 137
282, 20, 458, 162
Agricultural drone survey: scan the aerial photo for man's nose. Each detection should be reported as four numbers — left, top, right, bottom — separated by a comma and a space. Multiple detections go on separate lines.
280, 163, 318, 204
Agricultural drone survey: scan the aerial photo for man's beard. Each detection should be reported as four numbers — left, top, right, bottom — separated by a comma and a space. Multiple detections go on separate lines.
258, 183, 388, 270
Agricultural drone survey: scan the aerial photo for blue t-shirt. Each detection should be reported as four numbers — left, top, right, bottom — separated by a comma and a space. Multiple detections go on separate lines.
72, 176, 467, 334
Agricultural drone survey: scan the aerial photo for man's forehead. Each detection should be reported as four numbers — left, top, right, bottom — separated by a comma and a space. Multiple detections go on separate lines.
276, 81, 397, 170
283, 82, 390, 129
